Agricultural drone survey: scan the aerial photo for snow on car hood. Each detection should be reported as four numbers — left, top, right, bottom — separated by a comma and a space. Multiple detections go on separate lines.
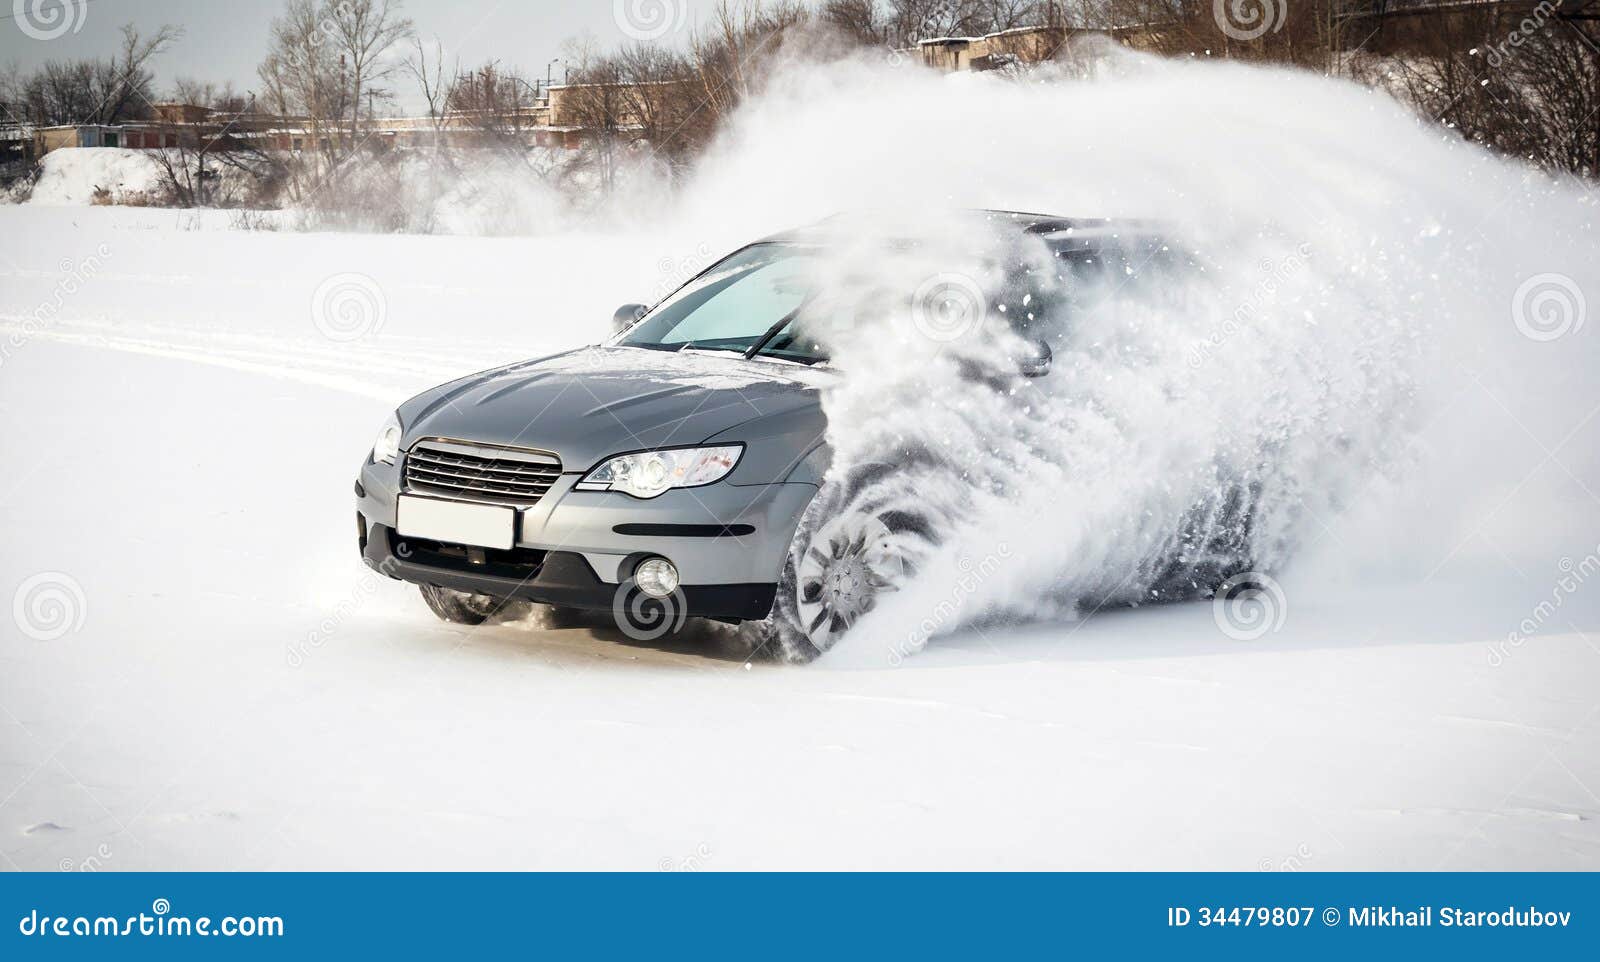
397, 345, 832, 470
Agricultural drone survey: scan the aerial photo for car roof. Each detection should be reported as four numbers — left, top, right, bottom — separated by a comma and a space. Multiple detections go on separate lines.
759, 209, 1170, 247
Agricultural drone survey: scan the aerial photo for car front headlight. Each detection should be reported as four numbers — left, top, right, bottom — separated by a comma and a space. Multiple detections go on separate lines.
576, 445, 743, 499
371, 412, 402, 465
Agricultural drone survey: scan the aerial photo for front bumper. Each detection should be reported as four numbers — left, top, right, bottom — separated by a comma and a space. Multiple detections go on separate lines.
359, 522, 777, 620
355, 456, 816, 621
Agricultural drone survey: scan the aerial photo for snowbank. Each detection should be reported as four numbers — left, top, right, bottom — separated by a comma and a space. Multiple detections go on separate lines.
24, 147, 165, 206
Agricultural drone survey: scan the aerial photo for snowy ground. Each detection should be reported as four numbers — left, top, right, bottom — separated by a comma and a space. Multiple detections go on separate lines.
1, 205, 1598, 870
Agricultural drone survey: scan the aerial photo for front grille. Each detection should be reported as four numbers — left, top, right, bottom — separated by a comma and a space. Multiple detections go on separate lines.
402, 438, 562, 506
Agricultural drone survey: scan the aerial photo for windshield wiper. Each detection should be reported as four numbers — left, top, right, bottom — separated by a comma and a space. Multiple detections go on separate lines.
677, 343, 746, 356
743, 305, 803, 360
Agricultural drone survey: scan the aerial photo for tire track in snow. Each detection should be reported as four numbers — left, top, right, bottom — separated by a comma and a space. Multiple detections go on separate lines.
0, 315, 522, 401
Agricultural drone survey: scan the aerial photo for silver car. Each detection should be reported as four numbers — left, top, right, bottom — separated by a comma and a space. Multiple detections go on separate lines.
355, 211, 1200, 660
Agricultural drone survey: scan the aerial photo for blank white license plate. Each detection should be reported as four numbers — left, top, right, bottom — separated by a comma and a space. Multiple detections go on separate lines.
396, 495, 515, 550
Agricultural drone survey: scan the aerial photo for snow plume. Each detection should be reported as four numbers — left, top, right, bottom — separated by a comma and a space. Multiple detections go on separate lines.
664, 47, 1600, 662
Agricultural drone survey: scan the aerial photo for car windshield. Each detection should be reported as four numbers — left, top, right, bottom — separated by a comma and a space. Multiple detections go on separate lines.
617, 244, 827, 364
616, 234, 1182, 363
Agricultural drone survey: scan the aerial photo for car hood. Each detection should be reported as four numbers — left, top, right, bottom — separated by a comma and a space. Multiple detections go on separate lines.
398, 346, 831, 471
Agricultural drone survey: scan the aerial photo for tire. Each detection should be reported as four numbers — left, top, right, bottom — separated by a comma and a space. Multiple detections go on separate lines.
1146, 478, 1262, 604
540, 604, 585, 629
418, 584, 528, 625
755, 461, 941, 663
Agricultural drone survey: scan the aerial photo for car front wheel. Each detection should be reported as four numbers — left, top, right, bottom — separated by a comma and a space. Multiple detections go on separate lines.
418, 584, 526, 625
760, 462, 938, 663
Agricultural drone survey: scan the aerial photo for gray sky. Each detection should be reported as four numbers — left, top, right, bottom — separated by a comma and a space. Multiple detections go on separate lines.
1, 0, 721, 113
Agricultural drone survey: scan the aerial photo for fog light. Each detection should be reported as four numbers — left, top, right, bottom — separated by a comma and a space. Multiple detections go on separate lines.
635, 558, 680, 598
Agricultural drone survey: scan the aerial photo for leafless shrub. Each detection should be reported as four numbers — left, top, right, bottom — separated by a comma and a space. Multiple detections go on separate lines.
1348, 5, 1599, 179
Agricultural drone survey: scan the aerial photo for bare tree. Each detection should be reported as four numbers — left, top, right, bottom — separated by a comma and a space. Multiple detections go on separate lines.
447, 60, 539, 148
822, 0, 890, 43
150, 94, 285, 209
7, 22, 180, 126
403, 36, 451, 147
559, 41, 631, 195
98, 24, 185, 123
689, 0, 813, 125
324, 0, 414, 145
615, 43, 704, 171
258, 0, 349, 177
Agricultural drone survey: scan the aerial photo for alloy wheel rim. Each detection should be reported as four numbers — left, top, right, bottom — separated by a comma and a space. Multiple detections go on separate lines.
795, 515, 902, 651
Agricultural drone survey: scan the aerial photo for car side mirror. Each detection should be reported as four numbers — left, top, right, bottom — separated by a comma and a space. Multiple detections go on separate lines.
612, 303, 647, 335
1019, 339, 1052, 377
